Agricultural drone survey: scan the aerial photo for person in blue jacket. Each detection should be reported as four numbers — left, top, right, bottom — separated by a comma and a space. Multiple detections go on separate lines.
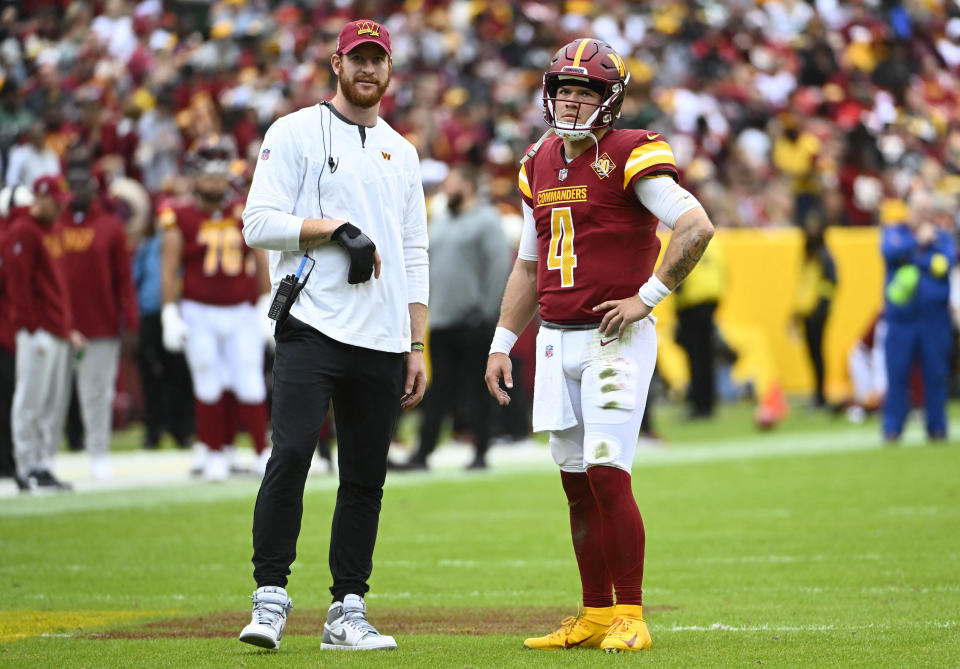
881, 194, 957, 442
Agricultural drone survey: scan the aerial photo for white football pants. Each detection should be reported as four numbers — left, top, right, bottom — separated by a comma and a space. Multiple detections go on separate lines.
181, 300, 266, 404
537, 318, 658, 473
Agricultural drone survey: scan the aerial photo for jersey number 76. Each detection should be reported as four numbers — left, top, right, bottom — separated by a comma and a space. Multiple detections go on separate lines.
548, 207, 577, 287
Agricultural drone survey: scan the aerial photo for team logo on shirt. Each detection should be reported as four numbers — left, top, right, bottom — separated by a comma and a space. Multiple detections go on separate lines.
261, 148, 270, 161
591, 152, 616, 179
381, 151, 391, 160
558, 168, 568, 182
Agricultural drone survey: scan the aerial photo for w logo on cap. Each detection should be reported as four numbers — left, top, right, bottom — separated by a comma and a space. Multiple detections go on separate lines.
356, 20, 380, 37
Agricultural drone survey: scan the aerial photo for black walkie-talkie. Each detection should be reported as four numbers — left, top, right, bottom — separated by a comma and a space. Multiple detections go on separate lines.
268, 255, 315, 325
267, 273, 298, 321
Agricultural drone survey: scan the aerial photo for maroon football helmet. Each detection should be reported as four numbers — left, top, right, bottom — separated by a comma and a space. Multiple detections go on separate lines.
186, 134, 238, 178
542, 38, 629, 140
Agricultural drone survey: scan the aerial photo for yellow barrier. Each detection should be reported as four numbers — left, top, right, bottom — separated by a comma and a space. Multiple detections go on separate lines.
653, 227, 884, 401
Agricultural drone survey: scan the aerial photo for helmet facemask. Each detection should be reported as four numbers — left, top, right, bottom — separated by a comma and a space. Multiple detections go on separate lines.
543, 73, 628, 140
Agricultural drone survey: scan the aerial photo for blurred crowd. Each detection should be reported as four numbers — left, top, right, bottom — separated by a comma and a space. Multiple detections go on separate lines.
1, 0, 960, 230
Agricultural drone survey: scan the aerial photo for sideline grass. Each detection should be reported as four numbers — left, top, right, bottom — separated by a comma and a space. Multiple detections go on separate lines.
2, 410, 959, 667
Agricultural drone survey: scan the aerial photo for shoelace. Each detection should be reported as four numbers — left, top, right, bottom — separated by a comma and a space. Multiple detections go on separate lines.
342, 611, 379, 637
251, 595, 292, 626
552, 608, 589, 639
608, 616, 629, 635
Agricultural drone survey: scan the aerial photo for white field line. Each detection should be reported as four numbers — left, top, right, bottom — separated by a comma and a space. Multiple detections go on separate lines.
661, 621, 960, 632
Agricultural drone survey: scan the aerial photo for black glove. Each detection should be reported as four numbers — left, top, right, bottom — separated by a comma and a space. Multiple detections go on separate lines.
332, 222, 376, 284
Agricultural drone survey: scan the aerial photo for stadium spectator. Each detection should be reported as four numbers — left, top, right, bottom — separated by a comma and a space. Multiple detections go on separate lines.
5, 120, 59, 189
135, 90, 182, 193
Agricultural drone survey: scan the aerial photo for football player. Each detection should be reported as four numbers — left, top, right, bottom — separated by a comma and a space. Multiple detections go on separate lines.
160, 135, 272, 481
485, 38, 716, 652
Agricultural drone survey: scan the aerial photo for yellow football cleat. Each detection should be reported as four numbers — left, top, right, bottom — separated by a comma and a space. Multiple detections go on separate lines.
600, 604, 652, 653
523, 605, 614, 650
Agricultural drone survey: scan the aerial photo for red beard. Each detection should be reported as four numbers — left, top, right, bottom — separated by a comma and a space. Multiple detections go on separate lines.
341, 72, 390, 108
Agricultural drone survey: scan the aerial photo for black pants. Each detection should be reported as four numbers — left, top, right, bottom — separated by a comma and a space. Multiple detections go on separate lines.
676, 302, 717, 417
804, 301, 830, 406
0, 347, 15, 477
414, 323, 493, 463
252, 316, 404, 602
138, 313, 194, 446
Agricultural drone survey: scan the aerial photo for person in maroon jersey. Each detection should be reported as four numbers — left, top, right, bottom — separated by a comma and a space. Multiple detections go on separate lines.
59, 151, 139, 480
485, 38, 716, 653
0, 185, 35, 488
160, 135, 272, 481
4, 176, 87, 492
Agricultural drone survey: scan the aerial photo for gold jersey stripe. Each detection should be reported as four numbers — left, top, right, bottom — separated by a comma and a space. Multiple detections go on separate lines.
623, 142, 676, 188
518, 164, 533, 199
572, 38, 589, 67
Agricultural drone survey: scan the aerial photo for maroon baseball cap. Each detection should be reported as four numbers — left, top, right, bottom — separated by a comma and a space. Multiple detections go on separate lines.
32, 175, 71, 204
336, 19, 391, 56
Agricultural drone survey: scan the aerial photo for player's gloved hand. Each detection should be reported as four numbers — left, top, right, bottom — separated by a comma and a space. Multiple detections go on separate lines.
255, 293, 276, 350
332, 222, 377, 284
161, 303, 189, 352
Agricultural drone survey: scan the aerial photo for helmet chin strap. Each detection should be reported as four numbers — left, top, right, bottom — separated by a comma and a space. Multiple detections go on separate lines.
588, 130, 601, 166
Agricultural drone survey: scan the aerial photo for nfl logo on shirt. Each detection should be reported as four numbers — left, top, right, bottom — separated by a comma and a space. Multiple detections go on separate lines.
261, 148, 270, 161
558, 168, 568, 182
545, 344, 554, 358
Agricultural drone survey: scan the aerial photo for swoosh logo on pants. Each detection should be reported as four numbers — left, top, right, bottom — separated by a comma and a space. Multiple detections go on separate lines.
600, 337, 618, 346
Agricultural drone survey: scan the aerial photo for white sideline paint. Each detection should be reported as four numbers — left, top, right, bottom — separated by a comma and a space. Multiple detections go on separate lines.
1, 417, 956, 514
663, 621, 960, 632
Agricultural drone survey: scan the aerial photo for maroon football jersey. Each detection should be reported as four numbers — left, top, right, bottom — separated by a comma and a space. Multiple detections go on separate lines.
159, 199, 259, 306
518, 128, 679, 324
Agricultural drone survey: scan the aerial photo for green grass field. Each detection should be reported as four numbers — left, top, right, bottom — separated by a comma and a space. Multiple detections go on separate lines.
2, 402, 959, 667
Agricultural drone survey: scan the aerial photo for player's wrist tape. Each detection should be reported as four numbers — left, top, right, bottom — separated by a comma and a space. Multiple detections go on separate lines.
410, 341, 425, 352
489, 326, 518, 356
638, 275, 671, 308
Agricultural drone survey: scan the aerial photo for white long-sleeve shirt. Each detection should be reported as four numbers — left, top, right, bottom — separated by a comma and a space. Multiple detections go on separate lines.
243, 103, 428, 353
5, 144, 60, 188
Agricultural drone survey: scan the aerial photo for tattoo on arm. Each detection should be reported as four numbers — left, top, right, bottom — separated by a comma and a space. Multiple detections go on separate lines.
665, 232, 711, 286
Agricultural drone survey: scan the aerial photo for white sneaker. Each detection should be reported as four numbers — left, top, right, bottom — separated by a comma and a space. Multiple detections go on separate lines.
90, 455, 113, 480
190, 442, 208, 476
321, 594, 397, 651
203, 450, 229, 482
255, 448, 271, 477
238, 586, 292, 650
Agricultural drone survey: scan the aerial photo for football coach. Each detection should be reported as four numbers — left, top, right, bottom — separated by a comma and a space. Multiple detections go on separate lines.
237, 18, 428, 652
